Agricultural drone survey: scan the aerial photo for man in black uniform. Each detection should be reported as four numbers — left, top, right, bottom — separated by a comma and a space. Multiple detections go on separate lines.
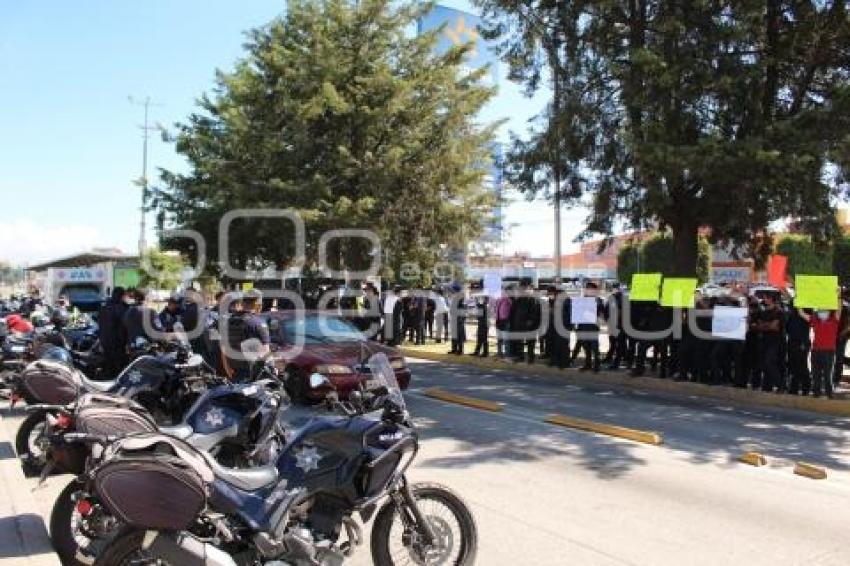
123, 288, 162, 345
98, 287, 129, 376
159, 296, 184, 332
786, 302, 812, 395
448, 284, 467, 355
472, 295, 490, 357
756, 293, 784, 392
223, 290, 270, 381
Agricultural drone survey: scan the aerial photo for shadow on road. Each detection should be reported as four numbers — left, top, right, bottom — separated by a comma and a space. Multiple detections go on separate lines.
0, 514, 54, 558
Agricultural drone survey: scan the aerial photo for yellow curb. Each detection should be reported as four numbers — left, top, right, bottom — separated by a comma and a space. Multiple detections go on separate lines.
738, 452, 767, 467
403, 348, 850, 418
544, 414, 663, 445
423, 387, 504, 412
794, 462, 828, 480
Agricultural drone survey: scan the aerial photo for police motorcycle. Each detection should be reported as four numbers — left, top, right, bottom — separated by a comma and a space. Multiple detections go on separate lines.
15, 330, 213, 475
44, 361, 288, 566
91, 352, 477, 566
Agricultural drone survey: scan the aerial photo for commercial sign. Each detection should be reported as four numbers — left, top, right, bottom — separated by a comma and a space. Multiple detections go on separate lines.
52, 268, 106, 282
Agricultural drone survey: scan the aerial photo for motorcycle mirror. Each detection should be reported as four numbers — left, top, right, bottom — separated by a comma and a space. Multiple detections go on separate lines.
309, 373, 331, 389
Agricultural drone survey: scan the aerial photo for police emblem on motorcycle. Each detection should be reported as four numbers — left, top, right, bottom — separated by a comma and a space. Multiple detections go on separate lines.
295, 446, 321, 472
126, 369, 143, 385
203, 407, 226, 427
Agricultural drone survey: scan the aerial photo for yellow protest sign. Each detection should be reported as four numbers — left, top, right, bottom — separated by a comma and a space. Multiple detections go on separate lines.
241, 282, 254, 291
630, 273, 663, 302
660, 278, 698, 308
794, 275, 838, 310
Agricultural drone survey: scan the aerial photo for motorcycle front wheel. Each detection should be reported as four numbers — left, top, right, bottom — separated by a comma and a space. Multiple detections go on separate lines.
50, 479, 118, 566
371, 482, 478, 566
15, 410, 48, 476
93, 530, 173, 566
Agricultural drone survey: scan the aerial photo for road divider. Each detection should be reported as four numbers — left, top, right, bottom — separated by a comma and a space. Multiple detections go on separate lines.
423, 388, 504, 412
738, 452, 768, 467
544, 414, 663, 445
794, 462, 827, 480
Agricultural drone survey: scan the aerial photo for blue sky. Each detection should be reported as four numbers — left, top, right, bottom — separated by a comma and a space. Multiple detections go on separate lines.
0, 0, 583, 265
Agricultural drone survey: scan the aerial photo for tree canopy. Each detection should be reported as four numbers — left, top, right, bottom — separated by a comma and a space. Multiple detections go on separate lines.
154, 0, 497, 280
479, 0, 850, 276
617, 233, 710, 283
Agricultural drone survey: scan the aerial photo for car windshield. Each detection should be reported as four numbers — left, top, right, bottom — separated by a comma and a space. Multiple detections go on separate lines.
280, 315, 365, 344
61, 285, 102, 302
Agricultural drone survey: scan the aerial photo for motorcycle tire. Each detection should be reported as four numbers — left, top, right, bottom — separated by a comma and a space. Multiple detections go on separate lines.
371, 482, 478, 566
50, 479, 101, 566
15, 409, 48, 477
92, 529, 163, 566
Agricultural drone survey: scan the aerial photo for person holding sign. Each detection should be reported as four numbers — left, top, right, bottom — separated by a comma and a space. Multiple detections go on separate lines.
797, 307, 839, 398
754, 293, 784, 392
571, 282, 603, 372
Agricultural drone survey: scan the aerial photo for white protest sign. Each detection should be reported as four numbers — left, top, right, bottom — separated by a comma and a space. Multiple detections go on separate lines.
483, 271, 502, 298
571, 297, 598, 325
711, 306, 748, 340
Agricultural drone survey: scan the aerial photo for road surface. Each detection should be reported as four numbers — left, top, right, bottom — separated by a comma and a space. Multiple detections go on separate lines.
3, 357, 850, 565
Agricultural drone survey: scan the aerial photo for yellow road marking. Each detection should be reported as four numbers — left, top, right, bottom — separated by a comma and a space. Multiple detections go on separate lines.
794, 462, 827, 480
738, 452, 768, 467
545, 414, 663, 445
423, 388, 503, 412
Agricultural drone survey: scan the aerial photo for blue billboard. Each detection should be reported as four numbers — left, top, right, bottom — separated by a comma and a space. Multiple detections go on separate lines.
417, 4, 499, 86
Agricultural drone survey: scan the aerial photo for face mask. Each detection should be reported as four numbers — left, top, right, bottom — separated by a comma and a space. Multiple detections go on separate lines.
817, 311, 830, 321
124, 298, 135, 306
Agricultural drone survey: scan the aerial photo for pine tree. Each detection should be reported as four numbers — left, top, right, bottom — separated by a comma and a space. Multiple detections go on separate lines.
155, 0, 497, 278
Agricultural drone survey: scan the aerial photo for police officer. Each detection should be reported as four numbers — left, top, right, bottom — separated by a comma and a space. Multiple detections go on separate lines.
159, 296, 184, 333
472, 294, 490, 357
448, 284, 467, 355
123, 288, 163, 346
222, 290, 270, 381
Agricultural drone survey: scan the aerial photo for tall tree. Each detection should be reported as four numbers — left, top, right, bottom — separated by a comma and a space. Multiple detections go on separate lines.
479, 0, 850, 275
155, 0, 497, 279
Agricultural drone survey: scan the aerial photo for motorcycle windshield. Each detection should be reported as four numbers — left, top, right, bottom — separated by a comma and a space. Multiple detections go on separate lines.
368, 352, 405, 412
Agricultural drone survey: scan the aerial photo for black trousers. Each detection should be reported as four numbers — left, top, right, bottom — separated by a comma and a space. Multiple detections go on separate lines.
788, 340, 811, 395
473, 326, 489, 356
759, 340, 783, 391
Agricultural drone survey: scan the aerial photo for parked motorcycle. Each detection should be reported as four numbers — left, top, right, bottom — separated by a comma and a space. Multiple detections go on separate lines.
91, 353, 477, 565
46, 369, 287, 566
16, 338, 212, 474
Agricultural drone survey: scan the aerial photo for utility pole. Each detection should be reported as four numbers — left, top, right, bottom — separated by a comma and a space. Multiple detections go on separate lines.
129, 96, 162, 257
551, 33, 563, 285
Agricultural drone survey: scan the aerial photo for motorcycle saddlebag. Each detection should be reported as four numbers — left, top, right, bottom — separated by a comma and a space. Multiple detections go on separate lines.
75, 393, 158, 437
94, 434, 213, 531
20, 360, 81, 404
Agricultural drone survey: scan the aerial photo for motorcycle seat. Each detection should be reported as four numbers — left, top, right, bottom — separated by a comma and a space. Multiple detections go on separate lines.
159, 423, 194, 441
202, 453, 279, 491
80, 374, 116, 393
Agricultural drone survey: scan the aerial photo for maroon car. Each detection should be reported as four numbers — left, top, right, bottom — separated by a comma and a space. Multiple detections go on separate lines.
265, 311, 411, 403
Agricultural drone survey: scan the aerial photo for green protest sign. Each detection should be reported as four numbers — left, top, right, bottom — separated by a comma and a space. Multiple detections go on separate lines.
795, 275, 839, 310
660, 277, 698, 308
630, 273, 663, 302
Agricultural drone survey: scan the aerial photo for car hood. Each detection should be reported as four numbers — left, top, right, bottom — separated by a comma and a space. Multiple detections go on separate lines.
276, 340, 401, 369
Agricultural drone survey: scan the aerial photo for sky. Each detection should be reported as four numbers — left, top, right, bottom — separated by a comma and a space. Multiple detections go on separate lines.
0, 0, 585, 266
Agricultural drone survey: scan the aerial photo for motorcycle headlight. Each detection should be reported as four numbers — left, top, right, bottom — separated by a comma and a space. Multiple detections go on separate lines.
390, 358, 406, 370
314, 364, 351, 375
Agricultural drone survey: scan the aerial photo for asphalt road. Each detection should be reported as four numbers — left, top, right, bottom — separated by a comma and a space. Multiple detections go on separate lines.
3, 357, 850, 565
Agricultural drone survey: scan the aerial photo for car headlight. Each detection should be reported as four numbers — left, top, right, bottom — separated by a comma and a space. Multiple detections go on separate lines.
314, 364, 352, 375
390, 358, 406, 370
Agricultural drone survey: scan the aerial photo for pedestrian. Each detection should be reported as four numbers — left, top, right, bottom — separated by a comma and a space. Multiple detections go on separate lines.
756, 293, 784, 392
159, 295, 184, 333
414, 292, 428, 345
494, 289, 512, 358
510, 280, 541, 364
434, 289, 449, 343
833, 291, 850, 389
123, 288, 162, 346
448, 284, 467, 355
799, 307, 839, 398
786, 304, 812, 396
572, 282, 603, 372
543, 286, 557, 364
363, 284, 383, 340
97, 287, 129, 377
425, 294, 436, 341
382, 286, 402, 346
472, 295, 490, 357
606, 285, 627, 370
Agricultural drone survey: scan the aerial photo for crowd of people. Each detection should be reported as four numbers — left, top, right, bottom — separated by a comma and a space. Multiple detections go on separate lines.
8, 279, 846, 400
359, 281, 847, 400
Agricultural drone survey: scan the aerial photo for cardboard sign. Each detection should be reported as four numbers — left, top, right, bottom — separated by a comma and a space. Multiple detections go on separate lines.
630, 273, 663, 302
571, 297, 598, 325
795, 275, 839, 310
660, 278, 698, 308
767, 255, 788, 289
241, 282, 254, 291
483, 271, 502, 298
711, 306, 748, 340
